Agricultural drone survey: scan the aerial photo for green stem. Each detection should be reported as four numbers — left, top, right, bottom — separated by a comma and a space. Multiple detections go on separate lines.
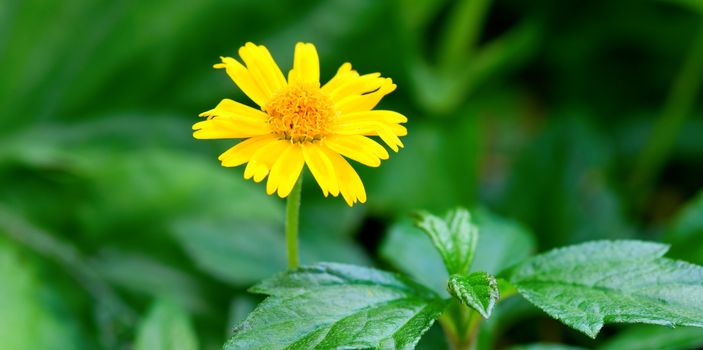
631, 20, 703, 200
440, 299, 477, 350
285, 175, 303, 269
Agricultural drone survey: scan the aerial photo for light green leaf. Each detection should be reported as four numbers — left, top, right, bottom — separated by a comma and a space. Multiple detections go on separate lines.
379, 220, 448, 295
226, 263, 448, 350
447, 272, 499, 319
416, 208, 478, 275
598, 325, 703, 350
173, 219, 286, 286
135, 299, 199, 350
506, 240, 703, 338
471, 208, 536, 275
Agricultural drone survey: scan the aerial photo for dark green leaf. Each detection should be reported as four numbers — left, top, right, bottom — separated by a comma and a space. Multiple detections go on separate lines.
447, 272, 499, 318
366, 120, 477, 214
506, 240, 703, 338
660, 0, 703, 13
500, 116, 633, 248
134, 299, 199, 350
416, 208, 478, 275
666, 190, 703, 265
226, 263, 448, 350
598, 325, 703, 350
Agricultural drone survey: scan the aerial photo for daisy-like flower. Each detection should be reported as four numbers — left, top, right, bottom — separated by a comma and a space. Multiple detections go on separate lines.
193, 42, 407, 206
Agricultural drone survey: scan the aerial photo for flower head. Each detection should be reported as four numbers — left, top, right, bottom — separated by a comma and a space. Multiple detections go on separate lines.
194, 42, 407, 206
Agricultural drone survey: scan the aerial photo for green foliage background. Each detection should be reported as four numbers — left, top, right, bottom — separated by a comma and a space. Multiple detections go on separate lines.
1, 0, 703, 348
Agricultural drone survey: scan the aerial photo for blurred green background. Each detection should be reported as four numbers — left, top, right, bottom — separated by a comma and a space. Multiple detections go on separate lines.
2, 0, 703, 349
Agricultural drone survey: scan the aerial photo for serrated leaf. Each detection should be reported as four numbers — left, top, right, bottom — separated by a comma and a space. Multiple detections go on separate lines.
416, 208, 478, 275
226, 263, 448, 350
448, 272, 499, 319
506, 240, 703, 338
380, 210, 534, 295
134, 299, 199, 350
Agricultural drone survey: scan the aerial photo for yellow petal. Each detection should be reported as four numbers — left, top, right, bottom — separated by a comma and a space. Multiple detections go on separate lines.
238, 43, 287, 97
199, 99, 268, 122
192, 117, 269, 139
332, 111, 407, 151
322, 146, 366, 206
218, 135, 277, 167
334, 120, 408, 138
244, 140, 289, 182
337, 110, 408, 124
323, 135, 388, 167
334, 79, 397, 113
302, 143, 340, 197
266, 144, 305, 197
214, 56, 268, 107
321, 63, 355, 94
326, 73, 382, 102
288, 43, 320, 86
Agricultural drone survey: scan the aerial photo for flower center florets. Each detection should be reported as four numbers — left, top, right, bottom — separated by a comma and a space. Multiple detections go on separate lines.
264, 84, 335, 143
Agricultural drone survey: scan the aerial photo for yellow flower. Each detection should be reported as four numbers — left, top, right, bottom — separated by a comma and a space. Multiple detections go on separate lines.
193, 42, 407, 206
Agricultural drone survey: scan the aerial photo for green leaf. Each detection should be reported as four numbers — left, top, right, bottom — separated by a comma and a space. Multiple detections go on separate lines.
416, 208, 478, 275
500, 116, 633, 248
0, 238, 82, 350
660, 0, 703, 14
506, 240, 703, 338
379, 220, 448, 295
380, 210, 535, 295
173, 218, 369, 286
471, 208, 536, 275
94, 251, 209, 314
447, 272, 499, 318
135, 299, 199, 350
173, 219, 287, 286
666, 190, 703, 265
597, 325, 703, 350
226, 263, 448, 349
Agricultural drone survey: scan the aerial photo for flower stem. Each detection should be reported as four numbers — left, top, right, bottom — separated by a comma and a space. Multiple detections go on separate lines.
285, 175, 303, 269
